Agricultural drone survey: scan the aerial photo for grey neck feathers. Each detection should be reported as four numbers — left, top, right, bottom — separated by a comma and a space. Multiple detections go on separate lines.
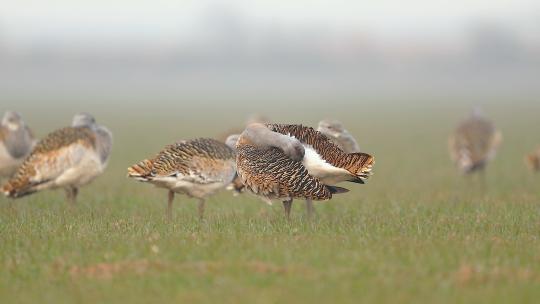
335, 132, 361, 153
93, 125, 113, 164
243, 123, 305, 161
471, 107, 484, 118
72, 113, 96, 128
319, 128, 360, 154
225, 134, 240, 152
4, 126, 34, 159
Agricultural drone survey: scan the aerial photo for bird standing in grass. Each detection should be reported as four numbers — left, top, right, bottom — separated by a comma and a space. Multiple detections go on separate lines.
525, 147, 540, 172
127, 137, 237, 219
235, 123, 374, 219
231, 119, 362, 200
2, 113, 112, 204
0, 111, 36, 180
448, 108, 502, 175
317, 119, 361, 153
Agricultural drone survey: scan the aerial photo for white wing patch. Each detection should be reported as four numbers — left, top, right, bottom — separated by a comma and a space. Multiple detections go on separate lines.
302, 145, 351, 185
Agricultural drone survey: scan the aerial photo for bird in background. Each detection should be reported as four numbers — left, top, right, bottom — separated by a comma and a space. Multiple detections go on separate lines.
235, 123, 374, 219
0, 111, 37, 180
525, 147, 540, 172
448, 108, 502, 175
217, 113, 272, 143
127, 137, 237, 220
2, 113, 113, 205
317, 119, 361, 153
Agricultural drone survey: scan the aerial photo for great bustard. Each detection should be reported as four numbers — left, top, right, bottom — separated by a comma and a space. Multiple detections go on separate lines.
220, 114, 272, 195
525, 147, 540, 172
230, 119, 360, 198
448, 108, 502, 174
236, 123, 374, 219
317, 119, 361, 153
2, 113, 113, 204
0, 111, 36, 180
127, 138, 237, 219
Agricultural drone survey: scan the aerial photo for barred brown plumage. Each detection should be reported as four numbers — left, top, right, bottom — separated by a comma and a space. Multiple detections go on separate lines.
266, 124, 374, 182
127, 138, 237, 219
236, 123, 374, 219
34, 127, 96, 154
218, 115, 271, 195
2, 113, 112, 204
4, 127, 93, 195
227, 174, 246, 195
237, 145, 334, 200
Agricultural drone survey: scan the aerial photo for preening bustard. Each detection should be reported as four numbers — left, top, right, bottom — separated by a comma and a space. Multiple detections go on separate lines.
235, 123, 374, 219
222, 114, 272, 195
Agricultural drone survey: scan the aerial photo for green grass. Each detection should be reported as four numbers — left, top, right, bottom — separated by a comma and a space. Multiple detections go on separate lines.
1, 103, 539, 303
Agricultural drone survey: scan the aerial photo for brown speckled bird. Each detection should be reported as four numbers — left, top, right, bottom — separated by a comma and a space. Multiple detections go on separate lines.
236, 123, 374, 218
219, 114, 272, 196
0, 111, 37, 180
448, 108, 502, 174
127, 138, 237, 219
525, 147, 540, 172
2, 113, 113, 204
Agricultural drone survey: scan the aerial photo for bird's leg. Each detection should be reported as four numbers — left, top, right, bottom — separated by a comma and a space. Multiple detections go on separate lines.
65, 187, 78, 206
167, 190, 174, 220
72, 187, 79, 205
283, 199, 293, 220
65, 188, 72, 205
305, 199, 315, 219
197, 199, 205, 220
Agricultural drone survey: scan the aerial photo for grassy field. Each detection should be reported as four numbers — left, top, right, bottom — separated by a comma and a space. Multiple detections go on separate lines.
1, 101, 539, 303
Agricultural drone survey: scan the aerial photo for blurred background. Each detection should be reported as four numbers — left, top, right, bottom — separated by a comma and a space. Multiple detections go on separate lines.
1, 0, 539, 169
1, 0, 539, 105
3, 1, 540, 174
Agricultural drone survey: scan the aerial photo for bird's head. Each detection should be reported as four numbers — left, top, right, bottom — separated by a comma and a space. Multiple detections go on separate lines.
1, 111, 24, 131
317, 119, 345, 137
72, 113, 96, 128
225, 134, 240, 151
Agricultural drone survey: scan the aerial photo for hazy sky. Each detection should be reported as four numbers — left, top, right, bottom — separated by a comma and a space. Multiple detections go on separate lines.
1, 0, 539, 102
2, 0, 539, 47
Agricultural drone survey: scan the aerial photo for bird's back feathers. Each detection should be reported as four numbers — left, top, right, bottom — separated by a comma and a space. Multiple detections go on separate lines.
2, 127, 102, 198
266, 124, 373, 178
